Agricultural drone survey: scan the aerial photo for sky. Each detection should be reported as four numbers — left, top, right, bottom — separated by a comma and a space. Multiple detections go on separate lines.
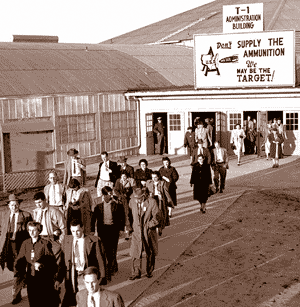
0, 0, 214, 44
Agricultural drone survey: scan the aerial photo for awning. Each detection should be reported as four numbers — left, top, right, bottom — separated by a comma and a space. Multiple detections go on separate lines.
1, 120, 54, 133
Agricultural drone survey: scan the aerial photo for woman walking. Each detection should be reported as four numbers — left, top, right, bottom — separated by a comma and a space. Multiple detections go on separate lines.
268, 128, 284, 168
264, 123, 272, 160
190, 155, 212, 213
230, 124, 246, 166
159, 157, 179, 218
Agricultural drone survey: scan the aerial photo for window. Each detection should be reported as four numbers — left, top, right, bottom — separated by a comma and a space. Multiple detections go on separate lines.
58, 114, 96, 144
229, 113, 242, 130
102, 111, 137, 140
169, 114, 181, 131
286, 113, 298, 131
146, 114, 153, 132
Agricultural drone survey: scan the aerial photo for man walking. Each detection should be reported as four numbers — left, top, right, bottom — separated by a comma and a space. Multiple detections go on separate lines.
63, 148, 86, 187
184, 126, 197, 164
76, 266, 124, 307
126, 188, 161, 280
211, 140, 229, 193
153, 117, 165, 155
0, 194, 32, 304
33, 192, 66, 244
60, 220, 107, 307
44, 171, 65, 213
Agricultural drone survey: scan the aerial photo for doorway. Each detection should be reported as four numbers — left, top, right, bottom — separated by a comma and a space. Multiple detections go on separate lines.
267, 111, 283, 124
153, 112, 168, 154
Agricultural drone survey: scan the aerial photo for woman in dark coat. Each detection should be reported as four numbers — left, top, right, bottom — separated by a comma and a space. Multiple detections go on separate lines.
91, 186, 125, 280
134, 159, 152, 189
268, 128, 284, 168
159, 157, 179, 217
190, 154, 212, 213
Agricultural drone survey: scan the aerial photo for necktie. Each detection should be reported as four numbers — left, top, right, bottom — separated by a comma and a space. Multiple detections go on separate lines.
10, 213, 15, 236
38, 210, 44, 224
52, 184, 56, 205
90, 296, 96, 307
73, 160, 76, 175
74, 240, 81, 268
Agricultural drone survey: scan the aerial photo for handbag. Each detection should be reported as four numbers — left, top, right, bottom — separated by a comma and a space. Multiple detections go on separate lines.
231, 143, 236, 150
208, 184, 216, 197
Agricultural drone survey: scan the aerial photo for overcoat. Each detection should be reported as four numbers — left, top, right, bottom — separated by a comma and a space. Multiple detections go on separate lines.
146, 180, 174, 230
60, 234, 107, 306
230, 128, 246, 155
118, 164, 134, 179
63, 156, 86, 187
190, 162, 212, 204
64, 187, 93, 235
268, 133, 284, 159
76, 288, 125, 307
0, 209, 32, 270
159, 166, 179, 206
134, 168, 153, 188
128, 197, 160, 259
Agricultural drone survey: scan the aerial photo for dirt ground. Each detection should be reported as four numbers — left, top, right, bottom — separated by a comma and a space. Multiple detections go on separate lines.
132, 189, 300, 307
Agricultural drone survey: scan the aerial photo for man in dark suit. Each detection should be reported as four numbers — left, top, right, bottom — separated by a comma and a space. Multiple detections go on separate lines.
60, 219, 107, 307
76, 266, 124, 307
0, 194, 32, 304
153, 117, 165, 155
193, 139, 211, 165
211, 140, 229, 193
63, 148, 86, 187
117, 156, 134, 178
95, 151, 119, 199
184, 126, 197, 164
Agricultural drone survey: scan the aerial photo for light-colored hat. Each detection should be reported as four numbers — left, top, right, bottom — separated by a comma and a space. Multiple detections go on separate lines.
7, 194, 22, 204
132, 188, 145, 199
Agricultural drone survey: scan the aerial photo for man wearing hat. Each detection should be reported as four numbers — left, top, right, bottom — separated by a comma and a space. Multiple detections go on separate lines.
126, 188, 161, 280
63, 148, 86, 188
184, 126, 197, 164
118, 156, 134, 179
153, 117, 166, 155
0, 194, 32, 304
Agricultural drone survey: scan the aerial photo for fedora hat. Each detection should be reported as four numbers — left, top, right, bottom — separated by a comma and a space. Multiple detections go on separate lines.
7, 193, 22, 204
118, 156, 127, 163
132, 188, 145, 199
67, 148, 79, 156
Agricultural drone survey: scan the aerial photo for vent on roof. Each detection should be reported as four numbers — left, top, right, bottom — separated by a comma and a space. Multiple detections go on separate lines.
13, 35, 59, 43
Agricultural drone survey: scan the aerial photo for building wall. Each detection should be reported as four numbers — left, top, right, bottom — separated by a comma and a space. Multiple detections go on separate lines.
0, 94, 139, 190
139, 96, 300, 156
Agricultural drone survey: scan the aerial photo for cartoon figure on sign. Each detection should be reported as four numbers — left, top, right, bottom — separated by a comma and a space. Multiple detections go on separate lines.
201, 47, 220, 76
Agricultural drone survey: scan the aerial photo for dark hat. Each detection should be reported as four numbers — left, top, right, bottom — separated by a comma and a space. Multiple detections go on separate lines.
157, 117, 162, 120
118, 156, 127, 163
132, 188, 145, 199
7, 193, 22, 204
67, 148, 79, 156
198, 139, 204, 144
187, 126, 193, 130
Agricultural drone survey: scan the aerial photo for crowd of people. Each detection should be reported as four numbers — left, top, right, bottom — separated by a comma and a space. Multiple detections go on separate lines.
0, 149, 181, 307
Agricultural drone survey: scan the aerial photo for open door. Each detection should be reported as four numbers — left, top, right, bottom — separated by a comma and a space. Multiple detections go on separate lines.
216, 112, 227, 149
168, 112, 185, 155
283, 111, 299, 155
146, 113, 154, 155
257, 111, 268, 156
227, 112, 243, 154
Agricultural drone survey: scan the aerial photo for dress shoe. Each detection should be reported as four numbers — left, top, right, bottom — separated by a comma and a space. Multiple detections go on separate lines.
202, 208, 206, 213
146, 273, 153, 278
200, 208, 203, 213
11, 294, 22, 305
219, 189, 223, 193
129, 275, 141, 281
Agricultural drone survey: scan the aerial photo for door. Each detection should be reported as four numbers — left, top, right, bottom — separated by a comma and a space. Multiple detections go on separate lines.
168, 113, 185, 155
227, 112, 243, 155
283, 111, 299, 155
257, 111, 268, 156
216, 112, 227, 149
145, 113, 154, 155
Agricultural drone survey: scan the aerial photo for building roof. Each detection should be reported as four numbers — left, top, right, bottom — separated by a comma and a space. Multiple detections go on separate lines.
0, 43, 193, 97
100, 0, 300, 45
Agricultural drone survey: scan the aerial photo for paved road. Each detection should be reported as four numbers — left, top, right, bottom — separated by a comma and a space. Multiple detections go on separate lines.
0, 154, 299, 307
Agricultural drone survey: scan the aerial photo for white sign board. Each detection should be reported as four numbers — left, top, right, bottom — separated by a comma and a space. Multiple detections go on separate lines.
194, 30, 295, 89
223, 3, 263, 33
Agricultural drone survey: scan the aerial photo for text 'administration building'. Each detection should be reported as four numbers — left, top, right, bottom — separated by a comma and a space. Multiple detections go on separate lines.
103, 0, 300, 157
0, 40, 191, 191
